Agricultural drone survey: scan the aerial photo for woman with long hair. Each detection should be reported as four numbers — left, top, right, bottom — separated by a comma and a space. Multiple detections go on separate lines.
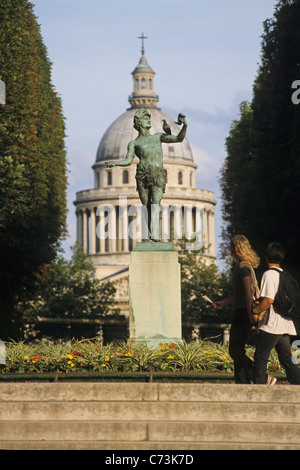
213, 235, 260, 384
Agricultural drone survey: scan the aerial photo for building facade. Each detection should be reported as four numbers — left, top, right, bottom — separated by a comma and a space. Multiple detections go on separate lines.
74, 45, 216, 315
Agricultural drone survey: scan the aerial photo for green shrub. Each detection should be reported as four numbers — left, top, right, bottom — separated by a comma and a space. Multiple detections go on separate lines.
0, 338, 287, 375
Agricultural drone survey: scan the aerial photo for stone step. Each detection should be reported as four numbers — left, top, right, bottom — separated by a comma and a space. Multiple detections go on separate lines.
0, 400, 299, 423
1, 440, 300, 450
0, 420, 299, 448
1, 382, 300, 450
1, 382, 300, 403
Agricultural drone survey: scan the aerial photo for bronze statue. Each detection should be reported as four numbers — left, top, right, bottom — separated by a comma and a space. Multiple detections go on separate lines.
105, 108, 187, 241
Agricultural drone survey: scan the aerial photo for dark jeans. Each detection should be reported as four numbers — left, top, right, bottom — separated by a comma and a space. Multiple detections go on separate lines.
229, 308, 254, 384
254, 330, 300, 384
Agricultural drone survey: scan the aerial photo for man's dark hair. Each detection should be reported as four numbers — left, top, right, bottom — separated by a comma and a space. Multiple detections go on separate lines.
266, 242, 285, 264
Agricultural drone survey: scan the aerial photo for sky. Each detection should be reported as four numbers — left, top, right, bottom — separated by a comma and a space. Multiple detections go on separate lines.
31, 0, 278, 269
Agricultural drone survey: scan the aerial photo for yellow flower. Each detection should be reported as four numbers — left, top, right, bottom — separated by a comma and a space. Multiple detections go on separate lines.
105, 356, 109, 361
65, 354, 73, 360
68, 361, 75, 367
167, 355, 174, 360
23, 356, 29, 361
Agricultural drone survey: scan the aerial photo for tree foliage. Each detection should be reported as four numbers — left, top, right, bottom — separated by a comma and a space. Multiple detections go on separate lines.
220, 0, 300, 269
220, 101, 254, 249
0, 0, 67, 332
178, 246, 232, 324
16, 243, 118, 320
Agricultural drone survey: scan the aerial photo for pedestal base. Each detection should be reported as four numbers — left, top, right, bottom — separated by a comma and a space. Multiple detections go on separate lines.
129, 242, 182, 348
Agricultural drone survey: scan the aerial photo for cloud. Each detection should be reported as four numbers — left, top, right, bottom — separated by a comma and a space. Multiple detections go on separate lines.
184, 106, 232, 130
192, 145, 221, 190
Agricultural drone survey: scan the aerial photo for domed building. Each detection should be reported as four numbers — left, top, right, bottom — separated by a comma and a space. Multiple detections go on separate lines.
74, 43, 216, 315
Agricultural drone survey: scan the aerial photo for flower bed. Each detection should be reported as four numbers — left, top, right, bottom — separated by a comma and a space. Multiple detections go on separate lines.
0, 338, 285, 377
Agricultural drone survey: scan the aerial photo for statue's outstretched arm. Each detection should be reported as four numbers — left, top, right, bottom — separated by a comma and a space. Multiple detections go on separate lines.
105, 141, 135, 168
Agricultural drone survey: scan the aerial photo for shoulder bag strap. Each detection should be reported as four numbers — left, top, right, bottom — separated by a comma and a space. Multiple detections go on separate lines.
240, 260, 260, 300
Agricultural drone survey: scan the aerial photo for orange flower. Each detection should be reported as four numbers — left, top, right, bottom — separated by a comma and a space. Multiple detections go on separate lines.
71, 350, 82, 356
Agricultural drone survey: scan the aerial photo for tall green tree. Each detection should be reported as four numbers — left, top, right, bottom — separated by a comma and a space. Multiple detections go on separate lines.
220, 0, 300, 270
0, 0, 67, 338
219, 101, 254, 254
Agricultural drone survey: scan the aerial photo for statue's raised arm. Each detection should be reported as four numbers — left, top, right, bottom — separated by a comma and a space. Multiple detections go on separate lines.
160, 113, 187, 144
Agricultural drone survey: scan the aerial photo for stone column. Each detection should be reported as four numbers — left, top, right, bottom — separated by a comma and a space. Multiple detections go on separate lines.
96, 205, 106, 253
185, 204, 204, 250
203, 207, 208, 252
90, 207, 96, 255
82, 208, 88, 252
172, 204, 182, 240
161, 204, 169, 241
208, 209, 215, 257
195, 205, 204, 247
76, 210, 82, 245
119, 198, 129, 252
109, 205, 117, 252
184, 204, 193, 240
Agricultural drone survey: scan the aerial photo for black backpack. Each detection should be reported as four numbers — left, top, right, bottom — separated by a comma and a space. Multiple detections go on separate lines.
270, 268, 300, 319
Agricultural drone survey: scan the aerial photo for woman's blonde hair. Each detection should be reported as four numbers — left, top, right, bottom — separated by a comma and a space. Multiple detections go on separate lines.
230, 234, 260, 268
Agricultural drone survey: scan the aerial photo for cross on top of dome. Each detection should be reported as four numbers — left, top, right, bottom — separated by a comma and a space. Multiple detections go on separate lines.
138, 33, 148, 56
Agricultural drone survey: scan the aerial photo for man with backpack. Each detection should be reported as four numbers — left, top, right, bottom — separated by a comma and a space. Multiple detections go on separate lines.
251, 242, 300, 385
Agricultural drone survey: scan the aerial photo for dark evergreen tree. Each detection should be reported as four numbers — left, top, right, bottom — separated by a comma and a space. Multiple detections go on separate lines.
219, 102, 254, 254
220, 0, 300, 272
0, 0, 67, 338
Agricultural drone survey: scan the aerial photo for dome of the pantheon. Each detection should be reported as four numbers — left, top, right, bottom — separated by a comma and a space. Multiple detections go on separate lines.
96, 45, 193, 164
96, 108, 194, 163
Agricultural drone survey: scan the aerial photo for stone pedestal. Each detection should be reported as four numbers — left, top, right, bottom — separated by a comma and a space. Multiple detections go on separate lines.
129, 242, 182, 347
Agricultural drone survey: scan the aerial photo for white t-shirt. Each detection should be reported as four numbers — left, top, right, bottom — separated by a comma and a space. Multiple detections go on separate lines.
259, 267, 297, 335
